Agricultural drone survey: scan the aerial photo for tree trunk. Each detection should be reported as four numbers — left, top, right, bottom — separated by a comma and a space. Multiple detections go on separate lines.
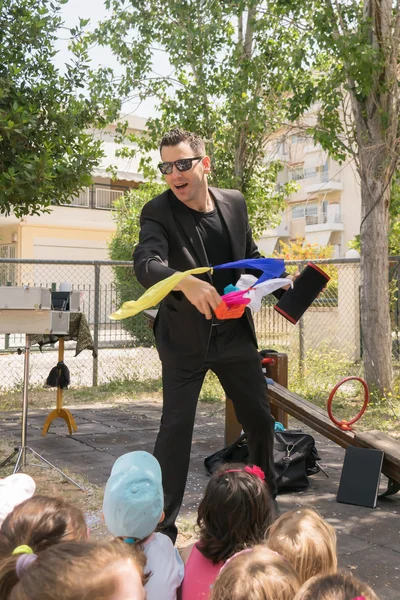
359, 153, 393, 395
234, 8, 256, 184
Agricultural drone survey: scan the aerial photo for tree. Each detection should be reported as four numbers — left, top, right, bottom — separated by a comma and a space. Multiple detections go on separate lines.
93, 0, 297, 238
278, 0, 400, 396
109, 182, 166, 345
0, 0, 119, 217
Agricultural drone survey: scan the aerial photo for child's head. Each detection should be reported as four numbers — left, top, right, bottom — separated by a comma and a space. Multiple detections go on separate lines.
293, 571, 380, 600
210, 545, 301, 600
103, 451, 164, 541
267, 508, 337, 585
0, 475, 36, 528
0, 495, 87, 559
197, 463, 276, 564
0, 539, 147, 600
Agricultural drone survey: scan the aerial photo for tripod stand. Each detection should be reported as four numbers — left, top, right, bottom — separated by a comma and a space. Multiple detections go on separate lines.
0, 334, 84, 490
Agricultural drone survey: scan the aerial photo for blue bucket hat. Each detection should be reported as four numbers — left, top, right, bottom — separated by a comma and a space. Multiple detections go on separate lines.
102, 451, 164, 540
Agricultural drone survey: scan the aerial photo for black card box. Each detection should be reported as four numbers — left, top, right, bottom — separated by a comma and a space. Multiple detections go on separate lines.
51, 291, 70, 311
274, 262, 330, 324
337, 446, 384, 508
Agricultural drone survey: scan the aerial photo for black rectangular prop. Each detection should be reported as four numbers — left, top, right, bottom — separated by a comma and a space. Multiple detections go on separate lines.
337, 446, 384, 508
274, 262, 330, 324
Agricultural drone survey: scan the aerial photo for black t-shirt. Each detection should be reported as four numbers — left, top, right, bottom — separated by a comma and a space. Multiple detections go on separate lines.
186, 205, 236, 295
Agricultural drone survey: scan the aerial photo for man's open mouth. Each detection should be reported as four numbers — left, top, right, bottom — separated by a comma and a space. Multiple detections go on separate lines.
175, 183, 188, 190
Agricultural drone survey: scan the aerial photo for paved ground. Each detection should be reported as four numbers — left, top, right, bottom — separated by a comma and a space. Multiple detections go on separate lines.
1, 399, 399, 599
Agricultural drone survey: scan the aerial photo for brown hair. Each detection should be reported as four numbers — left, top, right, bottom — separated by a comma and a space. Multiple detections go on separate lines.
197, 463, 276, 564
0, 495, 87, 559
210, 545, 301, 600
267, 508, 337, 585
293, 571, 380, 600
0, 539, 147, 600
159, 127, 206, 156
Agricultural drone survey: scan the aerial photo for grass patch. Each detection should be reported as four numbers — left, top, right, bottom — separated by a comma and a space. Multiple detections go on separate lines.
0, 378, 163, 411
176, 517, 198, 547
289, 349, 400, 437
1, 350, 399, 435
199, 371, 225, 403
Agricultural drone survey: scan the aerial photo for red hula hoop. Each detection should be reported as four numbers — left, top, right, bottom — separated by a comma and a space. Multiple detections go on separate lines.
327, 377, 369, 431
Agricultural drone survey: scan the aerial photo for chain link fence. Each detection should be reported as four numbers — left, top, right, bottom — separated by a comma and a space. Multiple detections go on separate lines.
0, 257, 399, 392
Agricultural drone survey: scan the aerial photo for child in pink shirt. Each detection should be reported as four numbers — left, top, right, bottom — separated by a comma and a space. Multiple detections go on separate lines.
180, 463, 276, 599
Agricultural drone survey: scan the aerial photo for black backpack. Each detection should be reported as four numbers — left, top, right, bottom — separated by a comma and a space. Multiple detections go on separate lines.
204, 430, 322, 494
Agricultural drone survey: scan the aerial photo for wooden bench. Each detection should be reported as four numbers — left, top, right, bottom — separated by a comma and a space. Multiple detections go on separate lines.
267, 383, 400, 496
143, 311, 400, 496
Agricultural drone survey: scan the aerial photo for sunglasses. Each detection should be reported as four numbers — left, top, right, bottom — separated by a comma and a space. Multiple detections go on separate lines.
158, 156, 204, 175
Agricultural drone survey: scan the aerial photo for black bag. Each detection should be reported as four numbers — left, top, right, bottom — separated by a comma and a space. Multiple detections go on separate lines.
45, 361, 70, 389
274, 430, 321, 493
204, 430, 321, 494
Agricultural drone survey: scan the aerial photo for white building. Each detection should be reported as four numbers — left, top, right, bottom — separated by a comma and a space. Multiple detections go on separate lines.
258, 130, 361, 257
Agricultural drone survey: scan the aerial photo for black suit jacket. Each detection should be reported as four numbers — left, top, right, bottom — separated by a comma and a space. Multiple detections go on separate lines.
133, 187, 262, 368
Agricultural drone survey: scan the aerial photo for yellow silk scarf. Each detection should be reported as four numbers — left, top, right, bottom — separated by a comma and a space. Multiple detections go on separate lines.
110, 267, 212, 320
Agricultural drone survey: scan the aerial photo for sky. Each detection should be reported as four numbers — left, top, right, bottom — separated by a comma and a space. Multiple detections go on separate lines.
53, 0, 170, 119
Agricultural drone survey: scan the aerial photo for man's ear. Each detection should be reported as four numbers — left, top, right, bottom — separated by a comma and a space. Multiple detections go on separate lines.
159, 510, 165, 524
203, 155, 211, 174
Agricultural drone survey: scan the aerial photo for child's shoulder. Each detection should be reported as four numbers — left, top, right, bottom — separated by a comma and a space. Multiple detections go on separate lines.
146, 532, 178, 558
145, 533, 184, 586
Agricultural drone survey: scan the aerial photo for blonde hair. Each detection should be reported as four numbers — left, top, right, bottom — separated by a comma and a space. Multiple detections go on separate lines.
293, 571, 380, 600
210, 545, 301, 600
1, 539, 146, 600
267, 508, 337, 585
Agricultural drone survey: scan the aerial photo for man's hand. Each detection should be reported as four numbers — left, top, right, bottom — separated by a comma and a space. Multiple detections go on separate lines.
282, 270, 300, 290
176, 275, 221, 320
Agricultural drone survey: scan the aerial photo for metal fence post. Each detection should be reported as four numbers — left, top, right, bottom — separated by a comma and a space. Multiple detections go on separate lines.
396, 257, 400, 359
298, 261, 305, 377
92, 263, 100, 386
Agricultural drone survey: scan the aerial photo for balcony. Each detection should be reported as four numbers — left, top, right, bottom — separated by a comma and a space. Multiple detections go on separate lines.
263, 216, 291, 238
67, 189, 90, 207
275, 221, 291, 237
95, 188, 125, 210
304, 171, 343, 194
63, 184, 129, 210
305, 212, 344, 233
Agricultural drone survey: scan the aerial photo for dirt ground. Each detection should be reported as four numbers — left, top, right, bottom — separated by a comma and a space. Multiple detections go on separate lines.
0, 429, 197, 548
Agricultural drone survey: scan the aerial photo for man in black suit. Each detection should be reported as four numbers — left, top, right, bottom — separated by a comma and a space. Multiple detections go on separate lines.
134, 128, 282, 543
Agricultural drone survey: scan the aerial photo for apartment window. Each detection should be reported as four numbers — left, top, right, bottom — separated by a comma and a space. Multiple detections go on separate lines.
304, 167, 317, 179
321, 200, 328, 223
0, 244, 16, 259
0, 244, 16, 286
291, 134, 308, 144
291, 203, 318, 219
288, 166, 304, 181
275, 139, 287, 154
292, 205, 305, 219
306, 204, 318, 216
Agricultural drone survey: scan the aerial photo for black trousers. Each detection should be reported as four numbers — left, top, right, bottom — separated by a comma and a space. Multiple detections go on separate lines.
153, 318, 276, 543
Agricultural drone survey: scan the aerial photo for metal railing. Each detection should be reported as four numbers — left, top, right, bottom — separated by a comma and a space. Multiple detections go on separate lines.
63, 183, 130, 211
305, 213, 343, 225
0, 257, 399, 392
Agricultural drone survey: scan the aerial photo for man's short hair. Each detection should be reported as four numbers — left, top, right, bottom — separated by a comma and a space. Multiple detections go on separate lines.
159, 127, 205, 156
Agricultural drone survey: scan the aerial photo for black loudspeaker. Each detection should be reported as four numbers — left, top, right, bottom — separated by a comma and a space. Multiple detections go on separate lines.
274, 262, 330, 324
337, 446, 384, 509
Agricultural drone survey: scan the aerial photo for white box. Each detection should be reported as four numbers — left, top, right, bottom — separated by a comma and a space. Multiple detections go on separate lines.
0, 287, 52, 310
0, 310, 70, 335
50, 311, 70, 335
69, 291, 80, 312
